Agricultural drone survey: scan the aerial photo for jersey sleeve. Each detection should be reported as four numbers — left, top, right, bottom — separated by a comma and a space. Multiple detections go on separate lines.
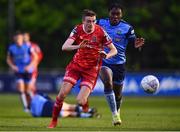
102, 29, 112, 46
127, 26, 136, 42
68, 26, 78, 40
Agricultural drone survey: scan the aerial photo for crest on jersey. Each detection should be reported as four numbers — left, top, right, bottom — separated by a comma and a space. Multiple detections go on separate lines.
116, 30, 122, 35
91, 36, 97, 42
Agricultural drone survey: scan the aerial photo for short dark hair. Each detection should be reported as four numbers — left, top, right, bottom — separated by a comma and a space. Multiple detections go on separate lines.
82, 9, 96, 19
23, 31, 29, 34
14, 30, 22, 36
108, 3, 123, 12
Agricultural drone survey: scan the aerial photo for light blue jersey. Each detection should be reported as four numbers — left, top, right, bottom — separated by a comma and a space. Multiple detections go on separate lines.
8, 44, 33, 73
98, 18, 136, 64
30, 94, 47, 117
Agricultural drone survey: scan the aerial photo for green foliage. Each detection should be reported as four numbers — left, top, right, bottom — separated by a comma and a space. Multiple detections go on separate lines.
0, 0, 179, 70
0, 0, 8, 69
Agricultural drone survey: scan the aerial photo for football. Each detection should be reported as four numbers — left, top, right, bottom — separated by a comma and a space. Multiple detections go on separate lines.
141, 75, 159, 94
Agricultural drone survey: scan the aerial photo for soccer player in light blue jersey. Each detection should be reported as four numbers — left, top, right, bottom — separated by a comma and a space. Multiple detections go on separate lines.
97, 3, 145, 125
6, 31, 38, 112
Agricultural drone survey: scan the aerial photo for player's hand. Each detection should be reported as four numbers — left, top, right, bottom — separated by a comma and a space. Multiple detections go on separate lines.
99, 51, 108, 59
24, 65, 33, 72
135, 37, 145, 48
79, 39, 92, 49
11, 65, 18, 72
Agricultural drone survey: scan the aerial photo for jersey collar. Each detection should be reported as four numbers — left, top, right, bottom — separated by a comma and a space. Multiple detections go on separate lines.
82, 24, 95, 34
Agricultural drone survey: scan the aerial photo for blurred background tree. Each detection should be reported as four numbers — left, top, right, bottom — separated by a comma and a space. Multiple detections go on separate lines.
0, 0, 179, 71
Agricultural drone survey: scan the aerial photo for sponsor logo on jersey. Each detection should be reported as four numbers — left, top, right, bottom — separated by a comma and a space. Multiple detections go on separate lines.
114, 38, 121, 42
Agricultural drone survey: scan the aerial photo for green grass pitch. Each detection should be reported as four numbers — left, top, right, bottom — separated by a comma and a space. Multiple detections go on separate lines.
0, 94, 180, 131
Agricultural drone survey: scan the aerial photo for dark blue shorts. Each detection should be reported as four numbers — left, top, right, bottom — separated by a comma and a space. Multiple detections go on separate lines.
15, 73, 33, 83
41, 100, 54, 117
102, 62, 125, 85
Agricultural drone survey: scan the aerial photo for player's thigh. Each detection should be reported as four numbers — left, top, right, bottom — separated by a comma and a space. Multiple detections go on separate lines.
24, 73, 34, 91
29, 76, 37, 87
80, 66, 99, 90
76, 86, 91, 105
112, 64, 125, 85
16, 80, 25, 92
99, 66, 113, 83
15, 73, 26, 92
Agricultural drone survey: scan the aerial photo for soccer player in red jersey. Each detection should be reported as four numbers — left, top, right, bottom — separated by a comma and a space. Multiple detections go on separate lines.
23, 32, 43, 96
48, 9, 117, 128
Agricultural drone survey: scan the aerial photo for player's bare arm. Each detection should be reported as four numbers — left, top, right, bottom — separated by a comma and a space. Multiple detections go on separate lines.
33, 46, 43, 66
24, 49, 38, 72
6, 55, 18, 72
62, 38, 92, 51
62, 38, 78, 51
134, 37, 145, 48
100, 43, 117, 59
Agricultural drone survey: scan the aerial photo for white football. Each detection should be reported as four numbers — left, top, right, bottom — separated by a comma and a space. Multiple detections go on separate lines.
141, 75, 159, 94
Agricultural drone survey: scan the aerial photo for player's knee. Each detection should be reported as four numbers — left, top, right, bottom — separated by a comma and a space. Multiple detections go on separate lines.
100, 73, 113, 88
100, 67, 113, 87
104, 81, 113, 88
17, 85, 25, 93
100, 66, 112, 77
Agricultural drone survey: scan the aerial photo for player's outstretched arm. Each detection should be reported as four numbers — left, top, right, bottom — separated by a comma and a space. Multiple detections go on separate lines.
100, 43, 117, 59
62, 38, 79, 51
62, 39, 91, 51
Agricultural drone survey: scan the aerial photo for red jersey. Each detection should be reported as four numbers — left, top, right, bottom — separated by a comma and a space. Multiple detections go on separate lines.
69, 24, 112, 69
31, 42, 43, 63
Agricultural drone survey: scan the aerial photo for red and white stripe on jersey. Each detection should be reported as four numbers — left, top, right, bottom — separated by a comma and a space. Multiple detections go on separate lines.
102, 28, 112, 46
